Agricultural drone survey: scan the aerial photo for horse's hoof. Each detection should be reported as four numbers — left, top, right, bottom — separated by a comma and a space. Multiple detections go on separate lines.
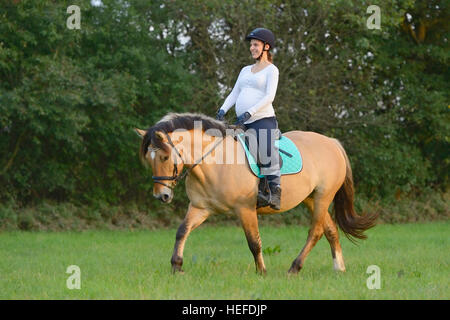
172, 268, 185, 275
171, 264, 184, 274
257, 269, 267, 276
287, 266, 301, 275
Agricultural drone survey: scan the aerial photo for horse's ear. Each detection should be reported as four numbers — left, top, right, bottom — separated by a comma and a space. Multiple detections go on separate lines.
134, 128, 147, 139
154, 130, 168, 143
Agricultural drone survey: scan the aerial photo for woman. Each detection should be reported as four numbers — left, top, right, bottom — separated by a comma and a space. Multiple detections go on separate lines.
216, 27, 281, 210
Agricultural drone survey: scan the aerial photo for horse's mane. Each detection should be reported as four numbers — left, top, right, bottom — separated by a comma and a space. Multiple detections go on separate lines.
140, 112, 233, 159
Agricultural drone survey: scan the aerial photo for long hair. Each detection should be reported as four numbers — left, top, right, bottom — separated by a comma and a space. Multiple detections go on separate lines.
256, 50, 272, 62
267, 51, 273, 62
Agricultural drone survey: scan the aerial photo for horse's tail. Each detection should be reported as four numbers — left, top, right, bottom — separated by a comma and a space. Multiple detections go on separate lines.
332, 139, 378, 243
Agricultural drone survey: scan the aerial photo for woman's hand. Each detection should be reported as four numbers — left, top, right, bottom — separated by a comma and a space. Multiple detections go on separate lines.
216, 109, 225, 121
235, 112, 251, 125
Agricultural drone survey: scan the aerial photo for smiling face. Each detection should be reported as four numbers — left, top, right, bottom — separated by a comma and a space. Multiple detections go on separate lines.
249, 39, 270, 60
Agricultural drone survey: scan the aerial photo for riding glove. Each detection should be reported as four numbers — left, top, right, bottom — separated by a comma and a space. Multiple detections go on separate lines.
235, 112, 251, 126
216, 109, 225, 121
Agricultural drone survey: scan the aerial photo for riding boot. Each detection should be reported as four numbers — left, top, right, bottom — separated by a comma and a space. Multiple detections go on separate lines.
256, 177, 270, 208
268, 182, 281, 210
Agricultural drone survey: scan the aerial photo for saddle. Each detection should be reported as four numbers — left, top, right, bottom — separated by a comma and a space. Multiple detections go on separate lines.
235, 131, 303, 178
235, 131, 303, 208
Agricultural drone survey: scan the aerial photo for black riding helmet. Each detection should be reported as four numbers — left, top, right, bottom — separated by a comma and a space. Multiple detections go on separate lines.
246, 28, 275, 60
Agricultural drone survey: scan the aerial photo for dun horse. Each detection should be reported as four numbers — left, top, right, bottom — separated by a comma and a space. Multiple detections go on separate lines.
135, 112, 378, 274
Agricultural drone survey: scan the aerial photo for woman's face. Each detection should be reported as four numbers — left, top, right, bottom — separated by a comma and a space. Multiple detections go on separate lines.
250, 39, 269, 59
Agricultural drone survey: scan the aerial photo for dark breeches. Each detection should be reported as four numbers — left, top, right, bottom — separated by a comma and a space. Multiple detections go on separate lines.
244, 116, 281, 185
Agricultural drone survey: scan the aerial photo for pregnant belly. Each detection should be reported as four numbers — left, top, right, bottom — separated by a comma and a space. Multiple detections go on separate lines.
235, 88, 265, 115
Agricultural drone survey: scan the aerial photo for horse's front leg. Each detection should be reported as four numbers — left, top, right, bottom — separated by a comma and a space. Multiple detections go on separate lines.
237, 207, 266, 275
171, 203, 209, 274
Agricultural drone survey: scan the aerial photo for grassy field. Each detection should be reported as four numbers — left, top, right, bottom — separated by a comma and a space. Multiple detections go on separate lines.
0, 221, 448, 299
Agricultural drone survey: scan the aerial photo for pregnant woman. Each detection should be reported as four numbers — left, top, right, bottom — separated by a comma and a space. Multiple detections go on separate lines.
216, 28, 281, 210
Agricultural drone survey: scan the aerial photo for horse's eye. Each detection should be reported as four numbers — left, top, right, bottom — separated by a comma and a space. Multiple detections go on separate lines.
161, 155, 169, 162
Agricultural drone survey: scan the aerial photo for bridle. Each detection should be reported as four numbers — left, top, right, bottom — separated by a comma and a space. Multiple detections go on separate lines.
151, 131, 224, 189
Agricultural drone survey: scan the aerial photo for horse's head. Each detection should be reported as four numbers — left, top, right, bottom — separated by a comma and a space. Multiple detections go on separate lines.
135, 112, 232, 204
135, 128, 184, 203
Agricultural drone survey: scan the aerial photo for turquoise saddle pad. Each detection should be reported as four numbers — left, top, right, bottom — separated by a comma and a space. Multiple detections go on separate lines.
236, 133, 303, 178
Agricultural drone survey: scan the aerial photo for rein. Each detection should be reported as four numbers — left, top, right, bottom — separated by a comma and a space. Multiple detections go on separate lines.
152, 132, 224, 189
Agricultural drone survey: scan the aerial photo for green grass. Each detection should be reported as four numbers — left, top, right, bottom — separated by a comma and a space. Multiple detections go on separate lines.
0, 222, 448, 299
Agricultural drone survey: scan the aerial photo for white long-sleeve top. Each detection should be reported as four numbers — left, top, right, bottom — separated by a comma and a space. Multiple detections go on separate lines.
219, 63, 279, 124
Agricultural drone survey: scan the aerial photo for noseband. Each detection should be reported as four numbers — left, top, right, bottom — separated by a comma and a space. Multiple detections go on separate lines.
151, 131, 224, 189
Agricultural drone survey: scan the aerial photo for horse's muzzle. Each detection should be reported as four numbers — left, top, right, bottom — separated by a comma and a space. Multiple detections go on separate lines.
154, 189, 173, 203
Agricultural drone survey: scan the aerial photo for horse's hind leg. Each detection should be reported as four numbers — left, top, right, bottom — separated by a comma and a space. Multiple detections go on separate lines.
323, 212, 346, 272
288, 195, 332, 274
237, 207, 266, 275
171, 203, 209, 273
288, 224, 324, 274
